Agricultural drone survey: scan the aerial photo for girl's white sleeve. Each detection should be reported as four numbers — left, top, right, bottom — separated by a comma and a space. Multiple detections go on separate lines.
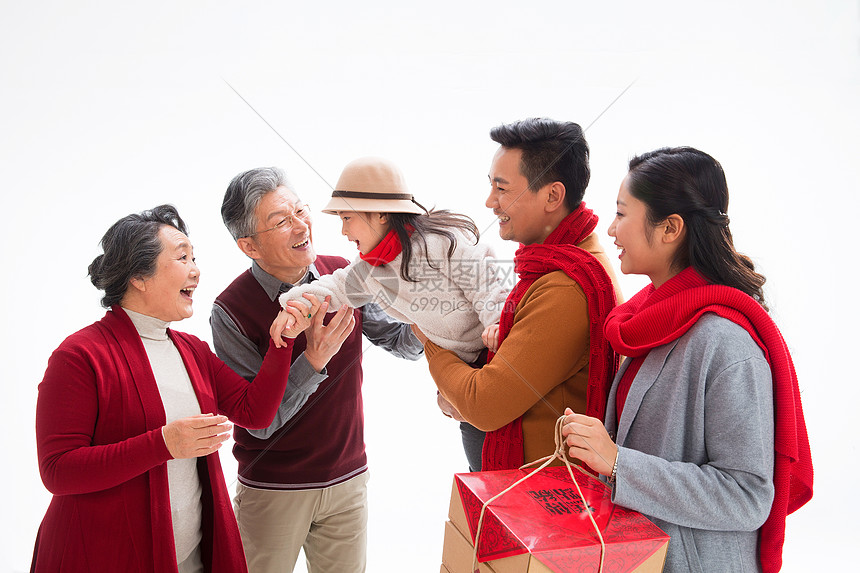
278, 264, 359, 310
446, 237, 510, 328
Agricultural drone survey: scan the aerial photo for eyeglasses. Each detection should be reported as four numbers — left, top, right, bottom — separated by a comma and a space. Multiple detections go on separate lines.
243, 205, 312, 238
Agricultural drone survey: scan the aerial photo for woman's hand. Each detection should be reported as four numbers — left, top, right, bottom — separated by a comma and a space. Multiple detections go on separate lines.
162, 413, 232, 459
482, 323, 500, 353
269, 297, 320, 348
561, 407, 618, 476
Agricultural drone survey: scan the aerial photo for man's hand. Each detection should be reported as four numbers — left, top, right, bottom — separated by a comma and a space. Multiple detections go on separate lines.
481, 323, 500, 353
303, 294, 356, 373
437, 392, 467, 422
410, 323, 428, 345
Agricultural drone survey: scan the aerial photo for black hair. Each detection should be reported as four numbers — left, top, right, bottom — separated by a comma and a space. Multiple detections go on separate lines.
490, 117, 590, 211
88, 204, 188, 308
626, 147, 767, 309
386, 210, 479, 282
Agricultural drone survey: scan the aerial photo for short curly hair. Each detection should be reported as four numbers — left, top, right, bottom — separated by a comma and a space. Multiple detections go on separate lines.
88, 204, 188, 308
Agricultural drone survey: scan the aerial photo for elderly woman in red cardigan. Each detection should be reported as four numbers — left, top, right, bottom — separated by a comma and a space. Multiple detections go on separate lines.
31, 205, 317, 573
562, 148, 813, 572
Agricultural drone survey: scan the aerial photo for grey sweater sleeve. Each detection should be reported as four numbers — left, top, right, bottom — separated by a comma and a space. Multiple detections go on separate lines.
613, 354, 775, 532
360, 302, 424, 361
244, 353, 328, 440
210, 303, 328, 439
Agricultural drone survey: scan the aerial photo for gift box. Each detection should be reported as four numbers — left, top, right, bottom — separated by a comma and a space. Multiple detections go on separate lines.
442, 466, 669, 573
443, 518, 540, 573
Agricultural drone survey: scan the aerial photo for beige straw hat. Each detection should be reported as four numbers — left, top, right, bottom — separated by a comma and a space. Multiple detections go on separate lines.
321, 156, 427, 215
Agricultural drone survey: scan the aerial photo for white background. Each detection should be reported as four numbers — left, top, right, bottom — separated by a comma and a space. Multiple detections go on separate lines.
1, 1, 857, 571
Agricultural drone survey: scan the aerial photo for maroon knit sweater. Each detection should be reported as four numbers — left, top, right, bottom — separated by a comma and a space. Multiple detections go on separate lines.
215, 256, 367, 489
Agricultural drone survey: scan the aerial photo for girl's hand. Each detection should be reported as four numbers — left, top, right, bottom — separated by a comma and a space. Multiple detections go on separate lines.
561, 407, 618, 476
482, 323, 500, 353
162, 414, 232, 459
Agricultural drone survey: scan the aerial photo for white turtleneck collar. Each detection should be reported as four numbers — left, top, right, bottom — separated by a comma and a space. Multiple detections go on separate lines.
123, 307, 170, 341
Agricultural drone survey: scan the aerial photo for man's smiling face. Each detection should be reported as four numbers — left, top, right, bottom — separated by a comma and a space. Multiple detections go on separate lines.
246, 186, 316, 281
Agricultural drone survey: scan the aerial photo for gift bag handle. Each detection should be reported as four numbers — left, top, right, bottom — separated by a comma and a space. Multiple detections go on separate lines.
471, 415, 606, 573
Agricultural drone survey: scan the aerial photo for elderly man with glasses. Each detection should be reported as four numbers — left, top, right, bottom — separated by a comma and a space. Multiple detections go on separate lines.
210, 167, 423, 573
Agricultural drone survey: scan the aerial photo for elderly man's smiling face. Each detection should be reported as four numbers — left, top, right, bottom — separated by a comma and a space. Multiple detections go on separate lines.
240, 186, 316, 284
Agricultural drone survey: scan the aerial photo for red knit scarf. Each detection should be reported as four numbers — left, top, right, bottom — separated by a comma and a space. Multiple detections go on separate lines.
360, 229, 403, 266
481, 204, 619, 471
604, 267, 813, 573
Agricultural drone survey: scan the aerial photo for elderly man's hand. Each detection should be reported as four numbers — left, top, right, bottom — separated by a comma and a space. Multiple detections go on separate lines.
270, 297, 322, 348
162, 414, 232, 459
303, 294, 356, 373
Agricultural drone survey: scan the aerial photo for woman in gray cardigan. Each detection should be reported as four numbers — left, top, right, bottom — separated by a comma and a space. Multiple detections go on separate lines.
562, 147, 813, 573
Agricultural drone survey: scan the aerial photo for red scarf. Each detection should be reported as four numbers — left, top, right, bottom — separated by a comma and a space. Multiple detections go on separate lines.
604, 267, 813, 573
481, 204, 619, 471
360, 229, 403, 266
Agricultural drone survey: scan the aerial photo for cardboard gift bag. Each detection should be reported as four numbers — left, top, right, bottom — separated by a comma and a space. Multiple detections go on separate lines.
441, 465, 669, 573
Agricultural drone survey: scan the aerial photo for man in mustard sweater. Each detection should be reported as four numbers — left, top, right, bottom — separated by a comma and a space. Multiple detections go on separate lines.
413, 118, 623, 471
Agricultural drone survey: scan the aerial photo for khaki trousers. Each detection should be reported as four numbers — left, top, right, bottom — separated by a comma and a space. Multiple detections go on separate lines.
233, 472, 369, 573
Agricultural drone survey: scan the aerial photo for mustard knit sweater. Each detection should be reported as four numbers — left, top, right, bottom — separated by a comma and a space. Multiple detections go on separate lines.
423, 232, 623, 464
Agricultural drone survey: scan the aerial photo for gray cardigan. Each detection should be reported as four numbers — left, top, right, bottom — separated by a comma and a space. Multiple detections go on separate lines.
607, 314, 775, 573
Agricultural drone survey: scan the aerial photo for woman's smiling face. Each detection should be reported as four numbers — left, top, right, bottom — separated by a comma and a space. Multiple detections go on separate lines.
130, 225, 200, 322
608, 175, 679, 287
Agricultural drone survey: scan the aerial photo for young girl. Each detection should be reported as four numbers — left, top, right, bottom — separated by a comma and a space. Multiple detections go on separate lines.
561, 147, 813, 572
272, 156, 509, 364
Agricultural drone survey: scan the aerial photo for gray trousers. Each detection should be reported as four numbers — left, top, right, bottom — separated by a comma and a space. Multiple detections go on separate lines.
459, 422, 485, 472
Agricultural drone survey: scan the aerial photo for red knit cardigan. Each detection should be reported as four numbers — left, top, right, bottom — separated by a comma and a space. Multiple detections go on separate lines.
31, 306, 294, 573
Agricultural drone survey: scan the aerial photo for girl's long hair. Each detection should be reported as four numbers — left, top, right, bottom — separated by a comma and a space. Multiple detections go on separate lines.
386, 209, 479, 282
626, 147, 768, 310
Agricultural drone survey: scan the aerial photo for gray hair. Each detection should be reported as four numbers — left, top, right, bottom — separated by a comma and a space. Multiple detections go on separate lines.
221, 167, 294, 240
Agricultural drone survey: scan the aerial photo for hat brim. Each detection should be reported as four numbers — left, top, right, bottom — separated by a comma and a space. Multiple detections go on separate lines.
321, 196, 425, 215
